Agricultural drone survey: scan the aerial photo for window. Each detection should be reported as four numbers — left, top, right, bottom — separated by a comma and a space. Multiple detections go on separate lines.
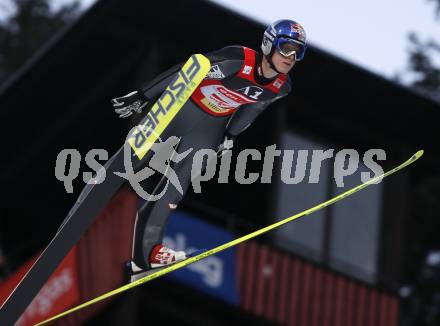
274, 131, 383, 283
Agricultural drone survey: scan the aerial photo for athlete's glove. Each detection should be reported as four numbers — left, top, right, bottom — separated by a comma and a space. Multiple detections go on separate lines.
111, 90, 149, 118
217, 134, 235, 157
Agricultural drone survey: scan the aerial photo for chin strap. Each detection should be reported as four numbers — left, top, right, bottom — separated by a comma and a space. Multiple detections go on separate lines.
266, 52, 282, 74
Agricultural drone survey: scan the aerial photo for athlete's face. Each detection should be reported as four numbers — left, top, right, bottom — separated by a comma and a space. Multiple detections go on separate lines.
272, 50, 296, 73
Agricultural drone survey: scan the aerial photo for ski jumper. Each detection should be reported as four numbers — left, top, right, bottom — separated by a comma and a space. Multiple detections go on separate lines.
132, 46, 292, 269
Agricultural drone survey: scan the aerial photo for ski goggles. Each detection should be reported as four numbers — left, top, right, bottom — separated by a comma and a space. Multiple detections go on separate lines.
275, 37, 306, 61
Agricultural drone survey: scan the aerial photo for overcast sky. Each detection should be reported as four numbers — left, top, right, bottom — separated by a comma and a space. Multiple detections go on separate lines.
209, 0, 440, 82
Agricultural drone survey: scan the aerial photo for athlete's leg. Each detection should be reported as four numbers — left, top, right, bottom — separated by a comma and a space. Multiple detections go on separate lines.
132, 114, 228, 269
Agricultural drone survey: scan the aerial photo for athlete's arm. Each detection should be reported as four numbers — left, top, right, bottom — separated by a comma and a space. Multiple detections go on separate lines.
225, 99, 275, 137
225, 80, 292, 137
139, 63, 183, 100
111, 46, 244, 118
110, 63, 182, 119
141, 45, 244, 99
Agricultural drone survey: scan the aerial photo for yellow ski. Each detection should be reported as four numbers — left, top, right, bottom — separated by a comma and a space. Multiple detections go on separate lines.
35, 150, 424, 325
0, 54, 211, 326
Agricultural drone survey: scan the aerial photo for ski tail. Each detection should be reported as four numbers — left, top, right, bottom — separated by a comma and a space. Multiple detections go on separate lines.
127, 54, 210, 161
34, 150, 424, 326
0, 54, 211, 326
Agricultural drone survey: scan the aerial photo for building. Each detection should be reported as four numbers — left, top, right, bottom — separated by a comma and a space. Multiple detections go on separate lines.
0, 0, 439, 325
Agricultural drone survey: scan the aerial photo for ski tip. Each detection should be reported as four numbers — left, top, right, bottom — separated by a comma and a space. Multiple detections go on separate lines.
413, 150, 424, 160
192, 53, 211, 66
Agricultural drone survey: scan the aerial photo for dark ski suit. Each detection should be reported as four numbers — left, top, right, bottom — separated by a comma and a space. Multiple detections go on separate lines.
132, 46, 292, 269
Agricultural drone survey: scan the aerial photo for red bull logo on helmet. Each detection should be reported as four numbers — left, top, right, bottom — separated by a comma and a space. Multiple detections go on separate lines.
290, 23, 306, 42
